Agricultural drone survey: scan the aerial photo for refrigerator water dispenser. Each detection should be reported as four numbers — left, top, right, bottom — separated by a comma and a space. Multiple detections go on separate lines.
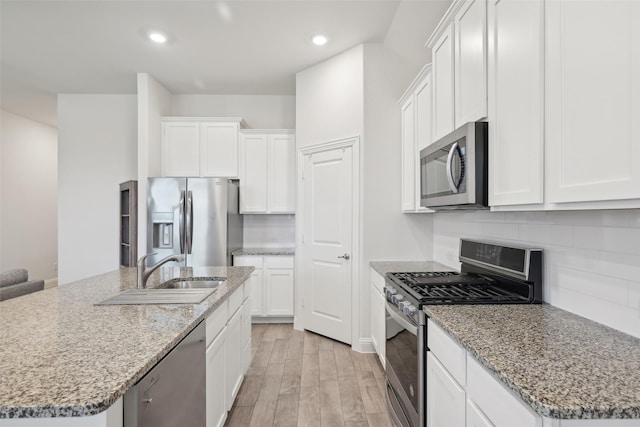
152, 212, 174, 249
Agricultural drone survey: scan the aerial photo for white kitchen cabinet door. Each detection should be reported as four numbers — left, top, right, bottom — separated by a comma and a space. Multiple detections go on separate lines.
239, 131, 296, 214
200, 122, 239, 178
269, 134, 296, 213
432, 24, 456, 142
248, 269, 264, 316
241, 300, 252, 373
225, 307, 243, 410
488, 0, 544, 206
401, 96, 416, 212
206, 328, 227, 427
239, 134, 268, 212
454, 0, 488, 126
467, 399, 494, 427
427, 352, 466, 427
162, 122, 200, 177
415, 73, 434, 153
369, 282, 386, 368
265, 268, 294, 316
546, 0, 640, 204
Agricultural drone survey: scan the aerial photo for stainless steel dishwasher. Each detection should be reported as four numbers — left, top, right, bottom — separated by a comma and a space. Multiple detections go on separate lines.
124, 321, 205, 427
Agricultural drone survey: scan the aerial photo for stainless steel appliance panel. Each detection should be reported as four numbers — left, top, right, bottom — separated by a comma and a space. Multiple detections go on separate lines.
124, 322, 205, 427
186, 178, 227, 267
147, 178, 187, 267
226, 180, 243, 266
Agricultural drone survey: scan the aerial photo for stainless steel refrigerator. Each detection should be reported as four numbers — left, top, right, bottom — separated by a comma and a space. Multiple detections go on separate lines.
146, 178, 243, 267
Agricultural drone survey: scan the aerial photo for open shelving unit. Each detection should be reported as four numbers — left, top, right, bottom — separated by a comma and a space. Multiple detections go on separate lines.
119, 180, 138, 267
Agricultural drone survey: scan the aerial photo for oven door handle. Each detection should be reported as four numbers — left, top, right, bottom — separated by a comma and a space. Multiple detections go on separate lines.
386, 303, 418, 336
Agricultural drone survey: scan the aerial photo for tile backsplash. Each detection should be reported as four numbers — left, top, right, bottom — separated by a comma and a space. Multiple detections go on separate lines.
242, 214, 295, 248
432, 210, 640, 339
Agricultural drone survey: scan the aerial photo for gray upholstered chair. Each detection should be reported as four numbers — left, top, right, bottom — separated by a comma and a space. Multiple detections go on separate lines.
0, 268, 44, 301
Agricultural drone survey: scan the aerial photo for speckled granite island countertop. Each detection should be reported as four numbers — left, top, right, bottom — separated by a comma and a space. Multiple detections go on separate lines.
0, 266, 253, 419
425, 304, 640, 419
232, 247, 295, 256
369, 260, 454, 276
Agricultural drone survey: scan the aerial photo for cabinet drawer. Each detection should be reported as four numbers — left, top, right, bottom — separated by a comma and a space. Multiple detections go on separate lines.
370, 268, 385, 294
428, 319, 466, 386
206, 303, 228, 346
264, 255, 294, 269
466, 355, 541, 427
228, 285, 244, 316
233, 255, 263, 268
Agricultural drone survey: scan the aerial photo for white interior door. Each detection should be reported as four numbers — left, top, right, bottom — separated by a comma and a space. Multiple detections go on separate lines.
302, 145, 353, 345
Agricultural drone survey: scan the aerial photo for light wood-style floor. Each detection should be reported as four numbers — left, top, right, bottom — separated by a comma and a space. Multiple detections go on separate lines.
224, 323, 395, 427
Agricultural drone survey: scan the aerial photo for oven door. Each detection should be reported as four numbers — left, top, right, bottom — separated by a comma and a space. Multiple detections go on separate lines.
385, 301, 422, 427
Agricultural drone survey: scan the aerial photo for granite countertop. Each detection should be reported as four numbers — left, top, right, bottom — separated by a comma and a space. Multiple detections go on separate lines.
369, 260, 454, 276
0, 265, 253, 419
232, 247, 295, 256
425, 304, 640, 419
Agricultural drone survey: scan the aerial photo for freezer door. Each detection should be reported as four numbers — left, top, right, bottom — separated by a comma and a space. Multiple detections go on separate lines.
186, 178, 228, 266
147, 178, 187, 267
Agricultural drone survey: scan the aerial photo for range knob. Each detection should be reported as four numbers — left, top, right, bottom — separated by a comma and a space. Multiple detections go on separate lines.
391, 293, 405, 304
402, 303, 418, 316
384, 286, 397, 300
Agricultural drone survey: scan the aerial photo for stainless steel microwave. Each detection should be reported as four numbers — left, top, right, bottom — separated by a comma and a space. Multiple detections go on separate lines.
419, 122, 488, 210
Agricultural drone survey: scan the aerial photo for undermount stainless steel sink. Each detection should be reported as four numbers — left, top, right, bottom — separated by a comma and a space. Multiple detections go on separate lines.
96, 288, 216, 305
160, 277, 226, 289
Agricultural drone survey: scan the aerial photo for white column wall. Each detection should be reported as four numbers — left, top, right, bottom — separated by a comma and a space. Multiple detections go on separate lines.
57, 95, 137, 284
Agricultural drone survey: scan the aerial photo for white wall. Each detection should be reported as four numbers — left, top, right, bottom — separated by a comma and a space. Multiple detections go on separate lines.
57, 95, 137, 284
432, 210, 640, 339
137, 74, 172, 258
0, 110, 58, 281
296, 45, 365, 148
171, 94, 295, 129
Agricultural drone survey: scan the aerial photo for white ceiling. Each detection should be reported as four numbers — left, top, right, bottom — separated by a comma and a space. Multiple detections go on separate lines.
0, 0, 451, 127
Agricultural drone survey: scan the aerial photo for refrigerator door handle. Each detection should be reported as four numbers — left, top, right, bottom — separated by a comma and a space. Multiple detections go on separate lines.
179, 191, 186, 254
186, 190, 194, 254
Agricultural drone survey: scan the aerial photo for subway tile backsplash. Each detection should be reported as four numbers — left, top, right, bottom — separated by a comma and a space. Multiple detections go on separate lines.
432, 210, 640, 339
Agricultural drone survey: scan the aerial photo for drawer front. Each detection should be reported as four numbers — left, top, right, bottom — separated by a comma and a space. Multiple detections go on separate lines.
234, 255, 263, 268
264, 255, 294, 269
206, 303, 228, 346
466, 355, 541, 427
370, 268, 385, 294
428, 319, 466, 386
228, 284, 244, 316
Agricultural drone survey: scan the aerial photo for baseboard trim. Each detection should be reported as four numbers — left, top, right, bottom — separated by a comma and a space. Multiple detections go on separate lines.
354, 337, 375, 353
44, 278, 58, 289
251, 316, 294, 324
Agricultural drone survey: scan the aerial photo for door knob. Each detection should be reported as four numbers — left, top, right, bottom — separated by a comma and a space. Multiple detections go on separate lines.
338, 253, 350, 260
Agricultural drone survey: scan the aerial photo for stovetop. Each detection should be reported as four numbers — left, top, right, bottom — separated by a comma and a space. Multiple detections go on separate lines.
387, 271, 530, 305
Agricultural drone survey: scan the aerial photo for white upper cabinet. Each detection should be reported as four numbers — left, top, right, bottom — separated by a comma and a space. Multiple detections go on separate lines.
545, 0, 640, 204
399, 65, 433, 213
162, 121, 200, 177
488, 0, 544, 207
428, 0, 488, 142
432, 24, 456, 141
454, 0, 488, 126
161, 117, 245, 178
200, 122, 241, 178
239, 130, 296, 214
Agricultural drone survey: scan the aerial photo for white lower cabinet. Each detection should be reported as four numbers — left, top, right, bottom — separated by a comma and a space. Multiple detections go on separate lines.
234, 255, 294, 320
206, 328, 227, 427
369, 268, 386, 367
226, 306, 244, 410
427, 352, 466, 427
205, 283, 251, 426
466, 399, 494, 427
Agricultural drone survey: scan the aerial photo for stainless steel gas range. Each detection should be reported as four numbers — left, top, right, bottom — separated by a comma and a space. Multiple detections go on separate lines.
383, 239, 543, 427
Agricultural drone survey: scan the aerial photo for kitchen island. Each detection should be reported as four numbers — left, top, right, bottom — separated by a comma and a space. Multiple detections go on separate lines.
0, 265, 253, 424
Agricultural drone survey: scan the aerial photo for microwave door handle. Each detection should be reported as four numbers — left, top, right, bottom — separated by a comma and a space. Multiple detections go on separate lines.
446, 142, 460, 193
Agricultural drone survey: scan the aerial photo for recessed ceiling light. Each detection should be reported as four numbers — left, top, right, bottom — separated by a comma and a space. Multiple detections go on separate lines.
312, 34, 328, 46
149, 32, 168, 44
